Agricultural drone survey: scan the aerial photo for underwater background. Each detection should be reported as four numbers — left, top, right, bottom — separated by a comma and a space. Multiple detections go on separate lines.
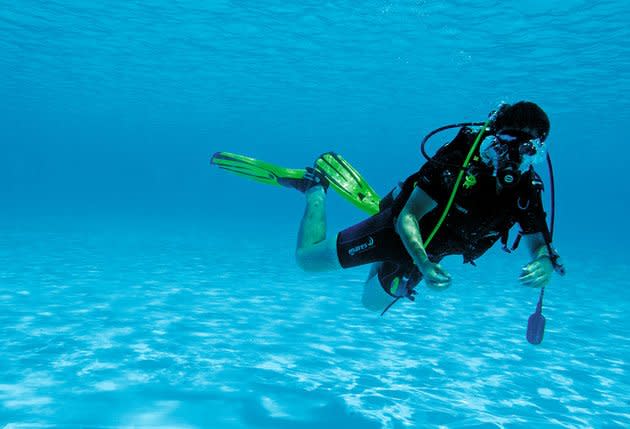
0, 1, 628, 428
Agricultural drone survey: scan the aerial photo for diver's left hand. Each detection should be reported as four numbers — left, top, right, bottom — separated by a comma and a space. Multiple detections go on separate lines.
519, 256, 553, 288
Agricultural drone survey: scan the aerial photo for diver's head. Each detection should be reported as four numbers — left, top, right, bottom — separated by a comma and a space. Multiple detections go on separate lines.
492, 101, 550, 142
481, 101, 550, 189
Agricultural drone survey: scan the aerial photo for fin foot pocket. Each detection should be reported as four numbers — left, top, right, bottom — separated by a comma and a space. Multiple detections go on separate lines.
315, 152, 381, 215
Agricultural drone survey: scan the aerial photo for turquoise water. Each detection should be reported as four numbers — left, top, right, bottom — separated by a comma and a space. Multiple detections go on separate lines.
1, 1, 628, 428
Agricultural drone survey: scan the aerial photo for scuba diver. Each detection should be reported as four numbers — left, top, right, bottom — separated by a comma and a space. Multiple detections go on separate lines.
211, 101, 565, 314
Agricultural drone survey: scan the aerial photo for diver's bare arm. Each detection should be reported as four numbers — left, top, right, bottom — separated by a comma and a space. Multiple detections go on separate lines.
520, 232, 554, 287
524, 232, 550, 259
395, 187, 437, 270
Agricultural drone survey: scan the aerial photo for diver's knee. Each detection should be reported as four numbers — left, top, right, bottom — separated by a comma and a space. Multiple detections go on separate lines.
295, 249, 318, 272
361, 274, 392, 312
361, 293, 385, 312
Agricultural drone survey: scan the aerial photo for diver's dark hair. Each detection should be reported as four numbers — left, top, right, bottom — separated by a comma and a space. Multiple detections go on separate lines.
493, 101, 550, 141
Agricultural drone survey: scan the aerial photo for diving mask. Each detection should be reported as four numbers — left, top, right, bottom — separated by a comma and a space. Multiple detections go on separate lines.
480, 130, 546, 187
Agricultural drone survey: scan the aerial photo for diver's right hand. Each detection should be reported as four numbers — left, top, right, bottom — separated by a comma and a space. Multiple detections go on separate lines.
419, 261, 452, 290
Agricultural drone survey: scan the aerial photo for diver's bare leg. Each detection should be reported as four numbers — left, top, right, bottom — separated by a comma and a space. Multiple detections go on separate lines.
295, 186, 342, 272
361, 262, 394, 312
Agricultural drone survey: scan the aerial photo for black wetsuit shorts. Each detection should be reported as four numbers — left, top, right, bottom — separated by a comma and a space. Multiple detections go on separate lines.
336, 207, 412, 268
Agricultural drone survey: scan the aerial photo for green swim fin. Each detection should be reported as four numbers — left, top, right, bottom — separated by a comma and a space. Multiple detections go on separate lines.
211, 151, 381, 215
210, 152, 305, 187
315, 152, 381, 215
